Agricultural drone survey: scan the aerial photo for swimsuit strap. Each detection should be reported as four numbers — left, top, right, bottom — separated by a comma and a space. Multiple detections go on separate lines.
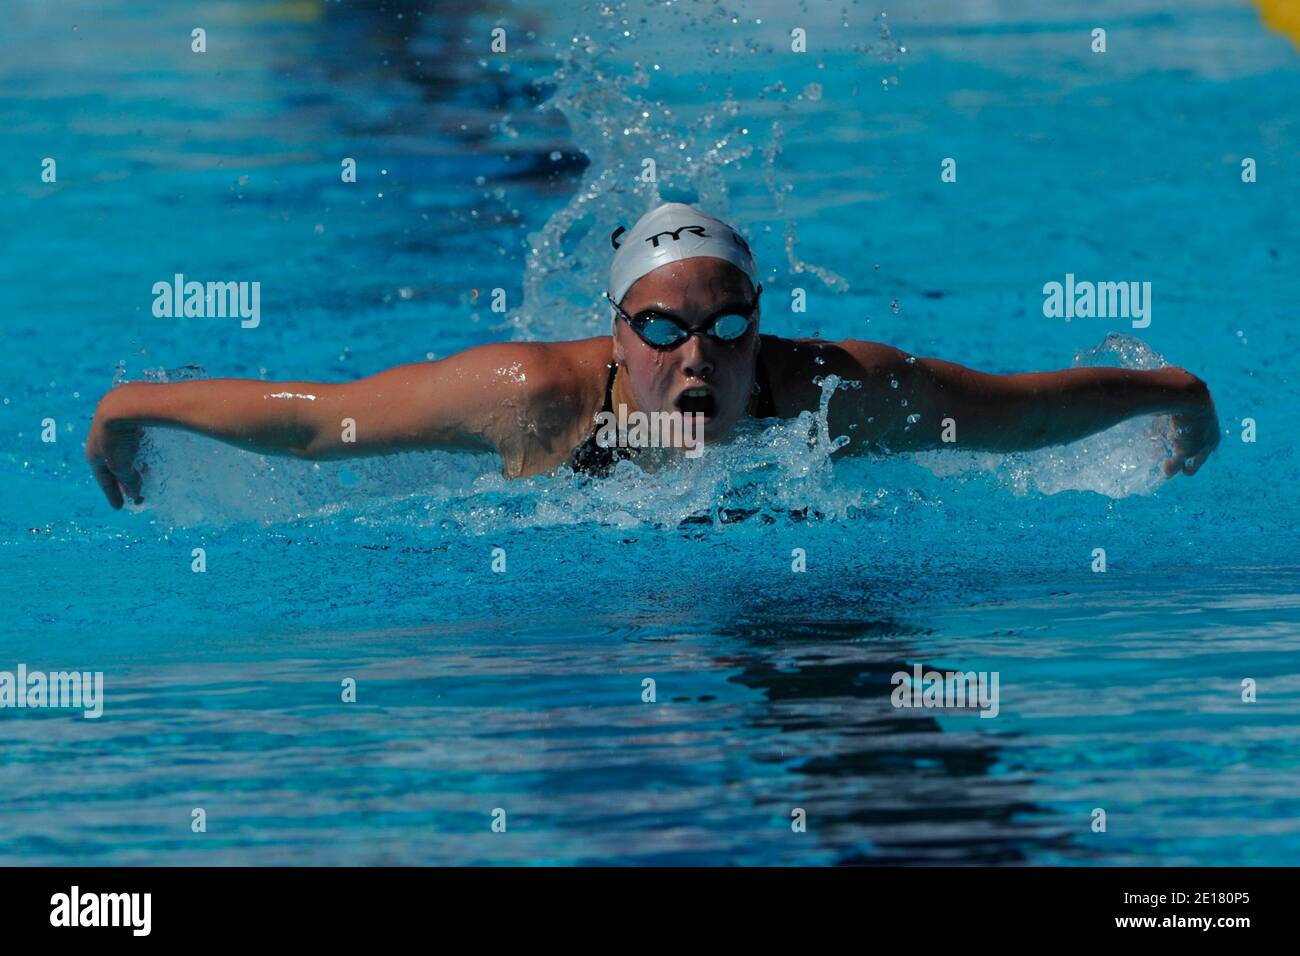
600, 360, 618, 414
568, 362, 625, 477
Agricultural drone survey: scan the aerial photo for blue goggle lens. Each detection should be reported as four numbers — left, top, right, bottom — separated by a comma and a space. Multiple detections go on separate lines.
634, 313, 752, 348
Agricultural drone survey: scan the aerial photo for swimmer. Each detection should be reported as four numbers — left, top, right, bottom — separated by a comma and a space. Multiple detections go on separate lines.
86, 203, 1220, 507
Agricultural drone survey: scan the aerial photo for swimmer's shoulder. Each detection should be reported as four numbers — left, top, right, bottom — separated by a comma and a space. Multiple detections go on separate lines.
441, 337, 612, 477
467, 338, 613, 476
412, 337, 609, 442
444, 337, 610, 404
760, 334, 907, 413
515, 337, 613, 414
544, 336, 619, 384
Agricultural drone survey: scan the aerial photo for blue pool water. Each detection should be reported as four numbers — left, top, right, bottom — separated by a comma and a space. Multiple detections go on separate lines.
1, 0, 1298, 864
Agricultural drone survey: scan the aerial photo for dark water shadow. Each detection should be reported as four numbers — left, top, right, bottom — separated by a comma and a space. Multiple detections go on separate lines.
713, 615, 1079, 865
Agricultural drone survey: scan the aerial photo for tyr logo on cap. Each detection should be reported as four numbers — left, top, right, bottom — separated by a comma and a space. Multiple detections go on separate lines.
645, 225, 710, 247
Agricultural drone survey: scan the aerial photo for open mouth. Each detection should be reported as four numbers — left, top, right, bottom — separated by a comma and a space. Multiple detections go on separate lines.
674, 386, 718, 419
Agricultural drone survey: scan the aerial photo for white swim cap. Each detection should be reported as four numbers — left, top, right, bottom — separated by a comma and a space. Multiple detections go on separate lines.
608, 202, 758, 304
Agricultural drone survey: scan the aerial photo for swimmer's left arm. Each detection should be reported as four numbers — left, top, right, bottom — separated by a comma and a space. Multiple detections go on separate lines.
834, 343, 1220, 477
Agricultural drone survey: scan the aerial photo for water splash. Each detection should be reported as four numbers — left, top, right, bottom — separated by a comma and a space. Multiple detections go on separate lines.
763, 120, 849, 293
509, 1, 880, 341
136, 374, 870, 531
510, 44, 739, 341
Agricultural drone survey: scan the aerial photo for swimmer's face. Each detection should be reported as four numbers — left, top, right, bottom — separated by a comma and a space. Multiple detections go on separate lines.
612, 257, 760, 441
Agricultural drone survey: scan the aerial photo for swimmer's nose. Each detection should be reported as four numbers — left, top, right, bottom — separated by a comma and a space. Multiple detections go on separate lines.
680, 335, 714, 381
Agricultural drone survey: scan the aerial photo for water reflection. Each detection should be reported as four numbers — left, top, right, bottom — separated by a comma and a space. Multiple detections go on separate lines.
717, 616, 1074, 864
297, 0, 579, 182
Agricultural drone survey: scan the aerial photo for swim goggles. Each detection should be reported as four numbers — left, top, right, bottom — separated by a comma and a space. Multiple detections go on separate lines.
605, 286, 762, 350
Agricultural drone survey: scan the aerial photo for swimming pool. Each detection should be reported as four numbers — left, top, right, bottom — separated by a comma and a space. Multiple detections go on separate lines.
1, 0, 1297, 865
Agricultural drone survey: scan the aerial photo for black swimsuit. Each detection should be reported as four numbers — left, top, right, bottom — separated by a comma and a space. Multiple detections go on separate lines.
568, 335, 778, 477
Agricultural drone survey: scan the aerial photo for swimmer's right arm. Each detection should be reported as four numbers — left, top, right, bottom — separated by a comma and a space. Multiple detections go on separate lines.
85, 344, 560, 508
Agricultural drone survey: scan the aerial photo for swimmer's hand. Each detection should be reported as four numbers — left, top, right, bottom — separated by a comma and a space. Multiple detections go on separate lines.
86, 385, 146, 508
1160, 370, 1219, 478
